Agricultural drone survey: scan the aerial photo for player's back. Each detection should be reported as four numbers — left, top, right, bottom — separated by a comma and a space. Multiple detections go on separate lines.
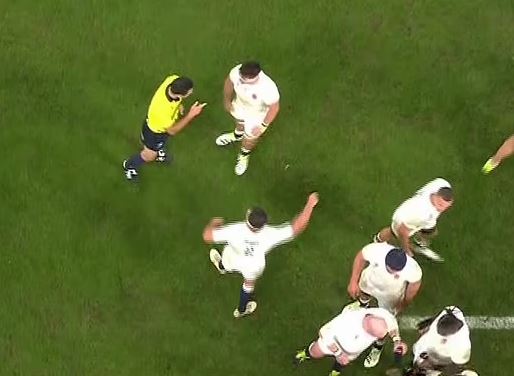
417, 307, 471, 365
321, 308, 396, 356
221, 222, 294, 258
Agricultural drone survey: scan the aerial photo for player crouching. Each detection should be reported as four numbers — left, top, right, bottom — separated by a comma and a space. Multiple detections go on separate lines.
404, 306, 478, 376
294, 307, 408, 376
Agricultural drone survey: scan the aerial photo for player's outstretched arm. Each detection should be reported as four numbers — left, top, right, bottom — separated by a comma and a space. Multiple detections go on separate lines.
167, 101, 207, 136
202, 217, 224, 244
290, 192, 319, 237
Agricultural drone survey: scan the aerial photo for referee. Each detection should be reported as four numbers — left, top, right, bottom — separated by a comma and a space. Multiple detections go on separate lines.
123, 74, 206, 181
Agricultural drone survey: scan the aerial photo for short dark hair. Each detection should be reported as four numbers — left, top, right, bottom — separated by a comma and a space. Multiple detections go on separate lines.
247, 207, 268, 229
170, 76, 193, 95
437, 187, 453, 202
239, 62, 261, 79
436, 309, 464, 336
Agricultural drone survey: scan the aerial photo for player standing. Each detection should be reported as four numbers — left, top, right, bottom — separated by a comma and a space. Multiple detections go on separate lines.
202, 193, 319, 317
346, 243, 422, 368
215, 61, 280, 175
123, 75, 206, 181
482, 134, 514, 174
373, 178, 454, 261
294, 307, 408, 376
406, 306, 478, 376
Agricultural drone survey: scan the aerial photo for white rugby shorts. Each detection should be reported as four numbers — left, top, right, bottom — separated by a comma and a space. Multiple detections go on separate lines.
230, 102, 267, 139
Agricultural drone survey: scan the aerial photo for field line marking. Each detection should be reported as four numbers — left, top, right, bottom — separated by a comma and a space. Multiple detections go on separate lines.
400, 316, 514, 330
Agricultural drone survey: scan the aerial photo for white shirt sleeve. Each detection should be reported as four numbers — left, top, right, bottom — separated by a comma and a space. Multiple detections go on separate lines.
393, 198, 427, 231
262, 81, 280, 106
266, 223, 294, 248
450, 338, 471, 364
228, 64, 242, 85
212, 223, 240, 243
405, 259, 423, 283
416, 178, 451, 195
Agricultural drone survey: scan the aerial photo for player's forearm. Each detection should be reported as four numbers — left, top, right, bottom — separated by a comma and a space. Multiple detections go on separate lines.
223, 78, 234, 103
399, 233, 412, 255
263, 102, 280, 125
349, 252, 366, 283
167, 115, 193, 136
291, 203, 315, 236
403, 282, 421, 304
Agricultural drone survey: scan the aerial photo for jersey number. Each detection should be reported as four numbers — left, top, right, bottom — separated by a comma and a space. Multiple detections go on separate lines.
244, 245, 255, 256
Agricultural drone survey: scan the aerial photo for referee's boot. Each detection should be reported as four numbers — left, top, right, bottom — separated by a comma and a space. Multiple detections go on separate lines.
156, 149, 172, 165
122, 160, 138, 182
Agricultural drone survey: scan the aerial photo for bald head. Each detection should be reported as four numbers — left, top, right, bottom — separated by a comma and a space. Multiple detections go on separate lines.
363, 314, 388, 338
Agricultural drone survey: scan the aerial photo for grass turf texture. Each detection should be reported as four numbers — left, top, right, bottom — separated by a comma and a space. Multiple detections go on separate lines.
1, 0, 514, 374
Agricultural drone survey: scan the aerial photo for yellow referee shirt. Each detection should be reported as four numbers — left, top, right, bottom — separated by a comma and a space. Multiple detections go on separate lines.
147, 75, 183, 133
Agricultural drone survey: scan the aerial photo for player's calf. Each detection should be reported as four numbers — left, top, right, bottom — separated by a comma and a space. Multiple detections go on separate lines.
233, 281, 257, 318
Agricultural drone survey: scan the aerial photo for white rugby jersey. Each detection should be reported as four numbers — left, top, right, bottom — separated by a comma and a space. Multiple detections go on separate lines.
393, 178, 452, 235
229, 64, 280, 115
414, 306, 471, 366
320, 307, 398, 356
212, 222, 293, 259
359, 242, 422, 299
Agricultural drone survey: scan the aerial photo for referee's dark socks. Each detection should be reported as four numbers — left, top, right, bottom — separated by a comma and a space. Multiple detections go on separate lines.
234, 130, 243, 140
238, 287, 252, 313
127, 154, 145, 169
240, 148, 251, 156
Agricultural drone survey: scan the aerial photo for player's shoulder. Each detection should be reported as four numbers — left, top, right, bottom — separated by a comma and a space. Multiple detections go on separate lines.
366, 307, 396, 322
217, 221, 246, 232
428, 177, 451, 188
228, 64, 242, 81
265, 222, 291, 231
262, 222, 294, 241
362, 241, 392, 254
260, 71, 279, 89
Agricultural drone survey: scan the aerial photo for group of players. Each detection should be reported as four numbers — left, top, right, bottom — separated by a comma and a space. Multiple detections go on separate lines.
122, 62, 488, 376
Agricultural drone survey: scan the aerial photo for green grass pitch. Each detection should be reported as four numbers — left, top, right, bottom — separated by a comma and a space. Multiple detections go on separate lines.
1, 0, 514, 374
